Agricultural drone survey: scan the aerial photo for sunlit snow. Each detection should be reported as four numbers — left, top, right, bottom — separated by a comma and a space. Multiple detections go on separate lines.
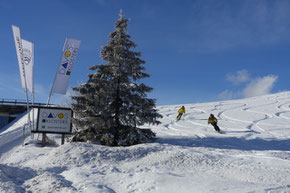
1, 92, 290, 192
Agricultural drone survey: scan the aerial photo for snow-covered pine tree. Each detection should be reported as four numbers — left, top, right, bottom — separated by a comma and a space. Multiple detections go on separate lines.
71, 11, 162, 146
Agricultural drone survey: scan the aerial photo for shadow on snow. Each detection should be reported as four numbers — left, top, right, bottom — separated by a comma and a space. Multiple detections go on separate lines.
156, 136, 290, 151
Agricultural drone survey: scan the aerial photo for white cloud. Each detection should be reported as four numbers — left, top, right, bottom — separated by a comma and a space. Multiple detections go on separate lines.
218, 90, 234, 100
50, 88, 77, 107
243, 75, 278, 98
34, 83, 49, 103
218, 89, 242, 100
220, 71, 278, 100
226, 70, 250, 85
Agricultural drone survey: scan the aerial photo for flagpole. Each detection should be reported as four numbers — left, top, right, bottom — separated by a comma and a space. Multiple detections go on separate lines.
47, 38, 68, 106
32, 42, 35, 138
20, 55, 31, 146
12, 25, 31, 146
47, 86, 53, 106
23, 50, 32, 146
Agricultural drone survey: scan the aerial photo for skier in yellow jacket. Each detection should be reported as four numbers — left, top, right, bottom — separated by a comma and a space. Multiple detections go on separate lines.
208, 114, 221, 133
176, 106, 185, 121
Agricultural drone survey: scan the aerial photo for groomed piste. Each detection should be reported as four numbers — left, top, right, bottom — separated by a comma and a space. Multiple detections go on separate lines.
1, 91, 290, 193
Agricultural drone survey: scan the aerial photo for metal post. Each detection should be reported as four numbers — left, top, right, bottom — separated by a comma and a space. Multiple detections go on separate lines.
31, 42, 35, 139
19, 46, 31, 147
61, 134, 65, 145
41, 133, 47, 147
22, 124, 25, 146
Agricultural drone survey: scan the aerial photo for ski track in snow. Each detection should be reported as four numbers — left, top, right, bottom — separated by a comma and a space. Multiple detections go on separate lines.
1, 92, 290, 192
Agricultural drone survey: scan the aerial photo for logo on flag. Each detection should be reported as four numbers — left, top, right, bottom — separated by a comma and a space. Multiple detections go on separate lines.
23, 47, 32, 66
59, 62, 71, 76
65, 51, 71, 57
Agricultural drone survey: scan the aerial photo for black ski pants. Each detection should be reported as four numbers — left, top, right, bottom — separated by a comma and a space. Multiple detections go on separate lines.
211, 123, 220, 132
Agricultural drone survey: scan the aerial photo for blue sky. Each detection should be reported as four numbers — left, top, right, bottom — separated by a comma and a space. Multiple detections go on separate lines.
1, 0, 290, 106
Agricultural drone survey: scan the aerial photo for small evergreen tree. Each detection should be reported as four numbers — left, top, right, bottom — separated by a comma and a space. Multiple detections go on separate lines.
71, 11, 162, 146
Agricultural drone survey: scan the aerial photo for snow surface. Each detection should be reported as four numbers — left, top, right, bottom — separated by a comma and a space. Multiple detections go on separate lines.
1, 92, 290, 193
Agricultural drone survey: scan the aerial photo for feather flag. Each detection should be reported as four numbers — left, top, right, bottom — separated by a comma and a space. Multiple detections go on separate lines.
51, 38, 81, 94
12, 25, 34, 94
21, 39, 34, 94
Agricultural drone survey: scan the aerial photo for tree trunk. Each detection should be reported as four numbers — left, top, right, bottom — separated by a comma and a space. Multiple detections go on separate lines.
114, 79, 121, 128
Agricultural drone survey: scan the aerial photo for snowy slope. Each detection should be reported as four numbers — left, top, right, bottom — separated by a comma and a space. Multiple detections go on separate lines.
1, 92, 290, 193
0, 112, 32, 155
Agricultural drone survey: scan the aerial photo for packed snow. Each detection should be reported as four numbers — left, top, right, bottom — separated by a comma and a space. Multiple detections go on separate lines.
1, 92, 290, 193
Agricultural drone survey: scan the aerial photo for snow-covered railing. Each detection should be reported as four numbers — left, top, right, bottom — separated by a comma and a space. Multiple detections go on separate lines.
0, 98, 47, 106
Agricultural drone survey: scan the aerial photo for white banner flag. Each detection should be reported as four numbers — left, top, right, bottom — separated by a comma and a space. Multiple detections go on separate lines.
12, 25, 26, 89
12, 25, 32, 131
51, 38, 81, 94
21, 39, 34, 94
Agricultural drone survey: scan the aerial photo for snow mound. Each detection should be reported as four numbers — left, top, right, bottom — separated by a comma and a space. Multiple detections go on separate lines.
0, 164, 35, 193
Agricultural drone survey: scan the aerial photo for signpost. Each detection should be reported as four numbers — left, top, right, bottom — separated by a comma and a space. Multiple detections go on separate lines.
33, 106, 73, 146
